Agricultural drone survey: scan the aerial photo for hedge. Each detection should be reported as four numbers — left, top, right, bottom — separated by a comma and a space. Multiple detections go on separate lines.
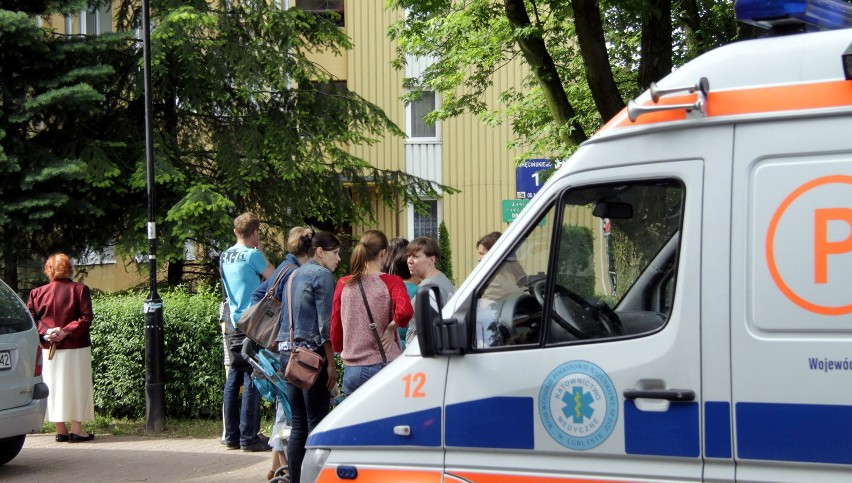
90, 286, 224, 419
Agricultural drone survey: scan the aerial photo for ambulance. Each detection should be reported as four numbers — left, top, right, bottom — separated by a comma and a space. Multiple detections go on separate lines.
301, 1, 852, 481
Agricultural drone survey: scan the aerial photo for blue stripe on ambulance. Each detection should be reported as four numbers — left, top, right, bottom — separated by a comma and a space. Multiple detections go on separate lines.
307, 407, 442, 447
736, 402, 852, 465
624, 400, 700, 457
310, 396, 852, 467
445, 397, 535, 449
704, 401, 732, 458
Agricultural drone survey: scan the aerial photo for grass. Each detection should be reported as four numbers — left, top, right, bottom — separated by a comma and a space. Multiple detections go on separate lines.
41, 413, 275, 439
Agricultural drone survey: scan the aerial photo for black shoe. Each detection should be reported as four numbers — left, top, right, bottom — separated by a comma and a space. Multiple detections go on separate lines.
221, 439, 239, 450
241, 440, 271, 452
68, 432, 95, 443
55, 434, 69, 442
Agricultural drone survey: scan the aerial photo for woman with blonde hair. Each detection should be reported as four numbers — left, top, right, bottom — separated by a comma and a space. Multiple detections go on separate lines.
277, 230, 341, 483
331, 230, 413, 396
27, 253, 95, 443
250, 226, 313, 480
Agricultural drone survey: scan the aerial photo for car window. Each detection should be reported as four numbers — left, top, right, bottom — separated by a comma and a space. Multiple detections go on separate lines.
545, 179, 683, 344
471, 179, 684, 350
472, 204, 554, 349
0, 280, 34, 335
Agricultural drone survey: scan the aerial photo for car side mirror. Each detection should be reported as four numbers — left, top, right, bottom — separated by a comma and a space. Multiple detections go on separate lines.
415, 285, 466, 357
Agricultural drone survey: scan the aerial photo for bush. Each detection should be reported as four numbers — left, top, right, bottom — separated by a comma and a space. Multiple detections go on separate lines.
437, 221, 454, 284
91, 286, 224, 419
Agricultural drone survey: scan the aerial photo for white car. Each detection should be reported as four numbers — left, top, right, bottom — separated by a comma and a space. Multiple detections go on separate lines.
0, 278, 48, 465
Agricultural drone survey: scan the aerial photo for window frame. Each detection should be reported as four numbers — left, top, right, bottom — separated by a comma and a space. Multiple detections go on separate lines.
406, 89, 440, 142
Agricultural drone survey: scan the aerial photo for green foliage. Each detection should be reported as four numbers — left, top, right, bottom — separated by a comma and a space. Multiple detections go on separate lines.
0, 3, 138, 288
90, 286, 223, 419
437, 221, 453, 283
389, 0, 749, 161
109, 0, 456, 279
1, 1, 457, 290
556, 225, 595, 299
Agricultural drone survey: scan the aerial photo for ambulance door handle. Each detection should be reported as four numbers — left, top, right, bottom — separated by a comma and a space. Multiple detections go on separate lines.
623, 388, 695, 402
393, 425, 411, 437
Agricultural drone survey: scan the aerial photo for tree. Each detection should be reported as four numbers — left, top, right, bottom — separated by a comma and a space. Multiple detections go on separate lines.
0, 0, 139, 290
388, 0, 757, 161
437, 220, 454, 284
111, 0, 452, 284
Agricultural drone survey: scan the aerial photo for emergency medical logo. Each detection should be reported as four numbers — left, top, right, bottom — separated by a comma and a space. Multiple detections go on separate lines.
539, 360, 617, 450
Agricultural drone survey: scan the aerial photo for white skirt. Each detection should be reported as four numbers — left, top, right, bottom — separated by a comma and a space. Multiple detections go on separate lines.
42, 346, 95, 423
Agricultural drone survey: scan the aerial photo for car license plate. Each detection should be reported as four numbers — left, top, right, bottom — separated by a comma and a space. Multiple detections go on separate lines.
0, 350, 10, 370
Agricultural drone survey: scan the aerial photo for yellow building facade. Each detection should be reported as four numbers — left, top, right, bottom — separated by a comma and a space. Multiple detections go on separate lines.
340, 2, 530, 284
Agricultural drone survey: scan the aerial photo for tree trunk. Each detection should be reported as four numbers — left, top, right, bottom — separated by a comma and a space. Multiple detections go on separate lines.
637, 0, 673, 91
572, 0, 626, 122
504, 0, 588, 146
678, 0, 705, 53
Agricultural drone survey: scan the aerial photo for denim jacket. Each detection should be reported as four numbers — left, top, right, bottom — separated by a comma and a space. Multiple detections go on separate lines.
251, 253, 302, 304
276, 259, 335, 351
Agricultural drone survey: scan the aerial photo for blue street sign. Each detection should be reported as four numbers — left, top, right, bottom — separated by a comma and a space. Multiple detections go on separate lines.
516, 159, 552, 199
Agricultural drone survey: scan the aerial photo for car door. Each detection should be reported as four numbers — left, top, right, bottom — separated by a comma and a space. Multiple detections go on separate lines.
441, 130, 716, 481
730, 115, 852, 483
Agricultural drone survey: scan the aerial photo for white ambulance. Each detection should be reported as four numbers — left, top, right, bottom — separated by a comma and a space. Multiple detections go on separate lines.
301, 3, 852, 482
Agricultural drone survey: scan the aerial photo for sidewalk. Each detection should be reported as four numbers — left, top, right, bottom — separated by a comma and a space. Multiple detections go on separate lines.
0, 433, 274, 482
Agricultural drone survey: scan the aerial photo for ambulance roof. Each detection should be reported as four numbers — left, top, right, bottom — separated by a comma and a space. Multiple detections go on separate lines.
663, 28, 851, 91
598, 28, 852, 135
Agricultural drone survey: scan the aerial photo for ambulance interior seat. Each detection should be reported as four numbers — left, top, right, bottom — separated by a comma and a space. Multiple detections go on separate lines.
499, 293, 542, 345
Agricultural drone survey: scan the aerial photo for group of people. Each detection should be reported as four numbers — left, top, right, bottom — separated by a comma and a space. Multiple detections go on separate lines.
23, 213, 490, 483
220, 213, 457, 482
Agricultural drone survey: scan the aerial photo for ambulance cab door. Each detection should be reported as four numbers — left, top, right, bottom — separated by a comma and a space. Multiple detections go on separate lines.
440, 127, 722, 482
730, 115, 852, 483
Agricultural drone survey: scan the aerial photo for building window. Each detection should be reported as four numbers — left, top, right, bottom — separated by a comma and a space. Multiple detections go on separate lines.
308, 80, 349, 125
74, 246, 117, 266
409, 90, 437, 139
82, 4, 112, 35
297, 0, 345, 27
413, 199, 439, 240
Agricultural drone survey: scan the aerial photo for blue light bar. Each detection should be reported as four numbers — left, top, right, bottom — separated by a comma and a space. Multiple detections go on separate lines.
735, 0, 852, 30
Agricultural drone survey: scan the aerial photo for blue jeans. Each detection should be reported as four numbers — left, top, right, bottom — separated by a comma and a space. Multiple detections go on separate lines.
342, 363, 385, 397
223, 368, 261, 446
281, 352, 330, 483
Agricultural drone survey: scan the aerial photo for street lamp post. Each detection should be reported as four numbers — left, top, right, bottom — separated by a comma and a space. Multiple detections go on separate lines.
141, 0, 165, 434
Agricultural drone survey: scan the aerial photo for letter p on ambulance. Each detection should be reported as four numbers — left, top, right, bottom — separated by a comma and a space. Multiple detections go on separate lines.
814, 207, 852, 284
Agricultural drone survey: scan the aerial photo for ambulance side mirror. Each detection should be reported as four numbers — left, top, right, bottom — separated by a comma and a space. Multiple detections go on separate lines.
415, 285, 466, 357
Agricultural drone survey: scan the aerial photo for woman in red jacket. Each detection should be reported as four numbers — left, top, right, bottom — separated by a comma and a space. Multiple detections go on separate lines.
331, 230, 413, 397
27, 253, 95, 443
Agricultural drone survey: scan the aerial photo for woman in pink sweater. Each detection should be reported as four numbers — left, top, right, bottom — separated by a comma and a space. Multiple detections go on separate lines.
331, 230, 413, 396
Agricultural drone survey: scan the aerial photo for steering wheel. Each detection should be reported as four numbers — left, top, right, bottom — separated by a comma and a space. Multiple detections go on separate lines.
532, 280, 622, 339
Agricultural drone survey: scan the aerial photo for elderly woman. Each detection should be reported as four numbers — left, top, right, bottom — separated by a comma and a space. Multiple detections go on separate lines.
27, 253, 95, 443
